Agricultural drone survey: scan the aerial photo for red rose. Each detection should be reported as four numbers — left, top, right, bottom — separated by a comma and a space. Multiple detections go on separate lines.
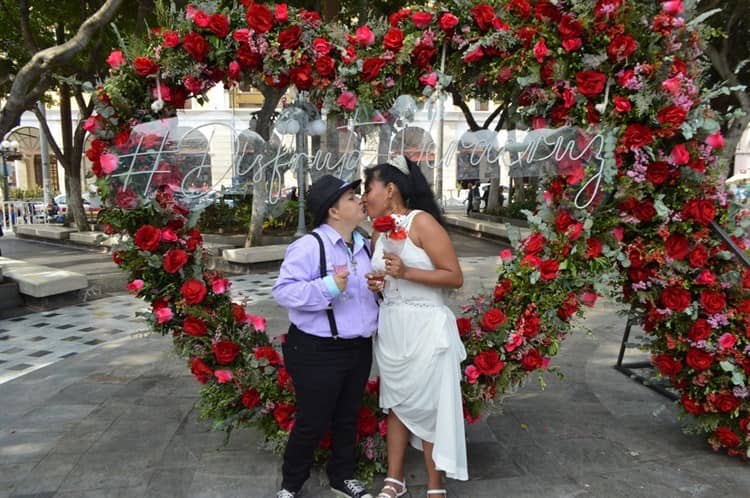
183, 316, 208, 337
115, 189, 139, 210
586, 238, 603, 258
237, 45, 262, 69
481, 308, 506, 331
715, 427, 741, 448
646, 161, 670, 186
190, 357, 213, 384
740, 417, 750, 433
290, 64, 313, 90
438, 12, 459, 31
456, 317, 472, 337
620, 124, 654, 149
686, 348, 714, 371
661, 286, 691, 312
315, 56, 336, 79
411, 45, 436, 70
133, 57, 158, 77
411, 11, 433, 28
163, 31, 180, 48
253, 345, 281, 366
278, 25, 302, 50
523, 233, 546, 254
557, 292, 579, 320
273, 402, 296, 431
186, 228, 203, 252
518, 310, 541, 338
508, 0, 532, 19
632, 199, 656, 222
494, 279, 512, 301
471, 4, 496, 32
682, 199, 716, 224
299, 9, 321, 26
383, 28, 404, 52
540, 259, 560, 281
688, 318, 712, 341
575, 70, 607, 98
232, 303, 247, 323
212, 340, 240, 364
657, 104, 688, 129
700, 290, 726, 314
372, 215, 396, 232
112, 251, 124, 265
535, 1, 560, 22
246, 3, 274, 33
242, 388, 261, 409
607, 34, 638, 62
555, 210, 576, 234
681, 394, 704, 415
653, 354, 682, 377
361, 58, 386, 82
474, 350, 505, 376
558, 13, 583, 38
521, 348, 543, 371
312, 37, 333, 55
181, 279, 207, 305
183, 32, 209, 62
388, 8, 411, 26
714, 393, 741, 413
163, 249, 189, 273
277, 367, 292, 389
665, 233, 690, 260
134, 225, 161, 252
208, 13, 230, 38
688, 245, 708, 267
357, 407, 378, 436
462, 46, 484, 63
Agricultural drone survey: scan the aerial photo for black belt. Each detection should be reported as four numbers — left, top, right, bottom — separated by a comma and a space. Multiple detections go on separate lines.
288, 324, 371, 345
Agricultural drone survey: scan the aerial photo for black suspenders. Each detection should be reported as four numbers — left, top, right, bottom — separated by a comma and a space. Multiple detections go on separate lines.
308, 231, 371, 340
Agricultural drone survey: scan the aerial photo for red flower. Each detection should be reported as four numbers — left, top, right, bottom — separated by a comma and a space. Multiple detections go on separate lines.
646, 161, 670, 186
620, 124, 654, 149
535, 1, 561, 22
523, 233, 546, 254
315, 56, 336, 79
181, 279, 208, 305
632, 200, 656, 222
557, 292, 579, 320
134, 225, 161, 252
212, 340, 240, 364
208, 13, 230, 38
558, 14, 583, 39
518, 308, 541, 338
253, 345, 281, 366
242, 388, 261, 409
539, 259, 560, 281
456, 317, 472, 337
665, 233, 690, 260
653, 354, 682, 377
312, 37, 333, 55
388, 8, 411, 26
237, 45, 261, 69
657, 104, 688, 129
273, 402, 296, 431
183, 316, 208, 337
494, 279, 512, 301
688, 318, 712, 341
290, 64, 313, 90
186, 228, 203, 252
607, 34, 638, 62
232, 303, 247, 323
700, 290, 726, 314
372, 215, 396, 232
411, 11, 433, 28
681, 199, 716, 224
715, 427, 741, 448
685, 348, 714, 371
183, 32, 210, 62
474, 350, 505, 376
411, 45, 436, 71
713, 393, 740, 413
133, 57, 158, 77
681, 394, 704, 415
521, 348, 544, 371
688, 245, 708, 267
277, 367, 293, 389
163, 31, 180, 48
190, 357, 213, 384
278, 25, 302, 50
115, 189, 139, 210
586, 238, 603, 258
361, 58, 386, 82
246, 3, 274, 33
383, 28, 404, 52
481, 308, 506, 331
471, 4, 496, 32
357, 407, 378, 436
508, 0, 532, 19
163, 249, 189, 273
661, 286, 691, 312
438, 12, 459, 31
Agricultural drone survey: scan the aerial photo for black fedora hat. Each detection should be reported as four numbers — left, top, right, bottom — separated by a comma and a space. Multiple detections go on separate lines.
307, 175, 362, 227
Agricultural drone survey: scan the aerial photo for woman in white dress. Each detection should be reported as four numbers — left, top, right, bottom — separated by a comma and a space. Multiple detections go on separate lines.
363, 156, 468, 498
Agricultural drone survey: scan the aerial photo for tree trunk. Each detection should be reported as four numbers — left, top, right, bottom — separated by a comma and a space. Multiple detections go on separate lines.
245, 85, 285, 248
58, 82, 89, 231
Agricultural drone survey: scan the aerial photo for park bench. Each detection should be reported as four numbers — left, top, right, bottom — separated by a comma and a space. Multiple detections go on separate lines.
0, 256, 88, 298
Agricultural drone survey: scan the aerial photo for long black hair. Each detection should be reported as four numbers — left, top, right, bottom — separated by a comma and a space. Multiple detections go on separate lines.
364, 157, 445, 225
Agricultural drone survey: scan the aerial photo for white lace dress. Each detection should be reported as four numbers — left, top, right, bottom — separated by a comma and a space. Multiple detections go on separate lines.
372, 210, 468, 481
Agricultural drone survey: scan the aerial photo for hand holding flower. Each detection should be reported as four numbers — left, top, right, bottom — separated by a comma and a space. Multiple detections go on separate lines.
383, 252, 406, 279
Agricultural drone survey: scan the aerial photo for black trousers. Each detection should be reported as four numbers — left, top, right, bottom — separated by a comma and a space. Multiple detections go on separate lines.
281, 325, 372, 492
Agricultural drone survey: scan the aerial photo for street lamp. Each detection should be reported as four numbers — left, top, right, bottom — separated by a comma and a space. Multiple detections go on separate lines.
0, 139, 20, 202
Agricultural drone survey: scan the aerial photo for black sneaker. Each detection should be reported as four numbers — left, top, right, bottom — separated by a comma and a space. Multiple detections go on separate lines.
330, 479, 373, 498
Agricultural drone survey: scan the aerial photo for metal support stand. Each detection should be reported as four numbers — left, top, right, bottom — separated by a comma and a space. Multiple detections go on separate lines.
614, 311, 678, 401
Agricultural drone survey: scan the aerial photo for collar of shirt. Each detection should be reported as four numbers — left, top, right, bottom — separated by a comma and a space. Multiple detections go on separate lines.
317, 224, 366, 255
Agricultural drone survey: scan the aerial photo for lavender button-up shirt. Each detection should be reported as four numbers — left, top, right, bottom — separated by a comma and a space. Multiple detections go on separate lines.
272, 224, 378, 339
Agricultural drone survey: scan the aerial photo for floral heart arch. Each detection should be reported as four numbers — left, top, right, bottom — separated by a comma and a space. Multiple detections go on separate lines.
87, 0, 749, 477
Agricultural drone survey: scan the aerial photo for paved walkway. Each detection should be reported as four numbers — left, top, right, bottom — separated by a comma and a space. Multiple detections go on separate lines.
1, 228, 749, 497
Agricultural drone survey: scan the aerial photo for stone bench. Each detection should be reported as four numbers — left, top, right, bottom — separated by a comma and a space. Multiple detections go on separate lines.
15, 225, 78, 240
0, 257, 88, 298
222, 244, 288, 264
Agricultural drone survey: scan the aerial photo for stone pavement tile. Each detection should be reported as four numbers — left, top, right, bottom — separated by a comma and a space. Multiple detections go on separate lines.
0, 431, 62, 465
7, 404, 99, 434
8, 452, 77, 496
44, 380, 127, 406
53, 484, 148, 497
437, 475, 582, 498
55, 452, 153, 493
145, 468, 197, 498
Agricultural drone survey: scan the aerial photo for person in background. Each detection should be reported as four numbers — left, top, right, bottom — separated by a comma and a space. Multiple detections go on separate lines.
272, 174, 378, 498
465, 182, 476, 215
498, 185, 506, 208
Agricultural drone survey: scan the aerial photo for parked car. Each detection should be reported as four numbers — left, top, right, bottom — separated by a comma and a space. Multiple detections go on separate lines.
54, 193, 102, 222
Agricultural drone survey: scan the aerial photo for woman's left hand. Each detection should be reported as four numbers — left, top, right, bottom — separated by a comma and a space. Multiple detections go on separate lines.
383, 252, 406, 279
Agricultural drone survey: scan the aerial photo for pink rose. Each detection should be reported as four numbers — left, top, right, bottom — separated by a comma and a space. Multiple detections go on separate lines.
246, 313, 267, 332
661, 76, 681, 95
275, 3, 288, 22
228, 61, 241, 81
718, 333, 736, 350
464, 365, 480, 384
211, 278, 231, 294
160, 228, 179, 242
671, 144, 690, 165
499, 249, 513, 261
355, 26, 375, 46
336, 91, 357, 111
696, 270, 715, 285
705, 131, 724, 149
613, 96, 631, 113
232, 29, 250, 43
611, 226, 624, 241
505, 332, 524, 352
419, 72, 438, 87
662, 0, 683, 15
126, 279, 144, 293
99, 153, 118, 174
154, 306, 173, 323
106, 50, 125, 70
214, 369, 233, 383
580, 292, 597, 307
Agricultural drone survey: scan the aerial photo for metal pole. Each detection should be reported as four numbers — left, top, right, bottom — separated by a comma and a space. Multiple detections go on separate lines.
37, 102, 53, 205
294, 93, 308, 237
1, 153, 8, 202
434, 41, 447, 210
